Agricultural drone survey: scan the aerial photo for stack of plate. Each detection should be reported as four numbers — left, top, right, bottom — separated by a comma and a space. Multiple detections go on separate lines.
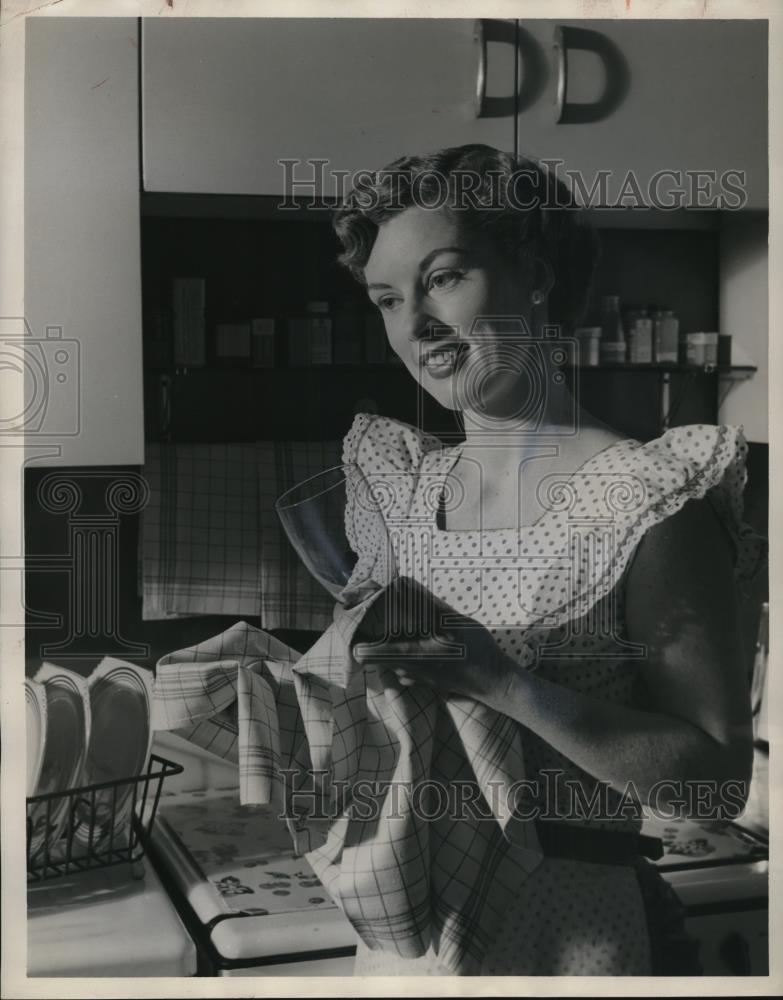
26, 659, 154, 866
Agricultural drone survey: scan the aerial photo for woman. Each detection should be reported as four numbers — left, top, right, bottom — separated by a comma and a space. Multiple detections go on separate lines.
329, 145, 763, 975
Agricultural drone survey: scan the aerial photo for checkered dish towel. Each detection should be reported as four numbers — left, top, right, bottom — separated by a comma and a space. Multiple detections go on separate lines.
139, 441, 341, 629
152, 593, 544, 975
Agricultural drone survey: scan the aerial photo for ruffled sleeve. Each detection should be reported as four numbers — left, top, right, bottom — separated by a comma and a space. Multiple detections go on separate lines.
505, 423, 767, 630
340, 413, 444, 597
624, 423, 767, 595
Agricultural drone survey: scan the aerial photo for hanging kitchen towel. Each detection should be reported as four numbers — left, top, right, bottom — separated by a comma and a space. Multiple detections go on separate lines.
152, 595, 544, 976
140, 439, 343, 627
140, 443, 262, 619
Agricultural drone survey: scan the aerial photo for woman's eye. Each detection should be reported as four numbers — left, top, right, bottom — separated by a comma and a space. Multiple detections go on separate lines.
427, 270, 464, 292
376, 296, 400, 312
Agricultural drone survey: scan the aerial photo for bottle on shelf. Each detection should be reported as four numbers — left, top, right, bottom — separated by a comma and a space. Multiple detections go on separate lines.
599, 295, 626, 364
652, 308, 679, 364
574, 327, 601, 367
624, 306, 653, 364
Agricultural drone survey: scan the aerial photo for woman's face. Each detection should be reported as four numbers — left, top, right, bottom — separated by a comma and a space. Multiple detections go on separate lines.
363, 205, 534, 416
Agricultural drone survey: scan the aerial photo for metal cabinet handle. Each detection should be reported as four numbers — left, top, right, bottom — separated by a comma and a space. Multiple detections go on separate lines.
554, 25, 568, 123
474, 19, 488, 118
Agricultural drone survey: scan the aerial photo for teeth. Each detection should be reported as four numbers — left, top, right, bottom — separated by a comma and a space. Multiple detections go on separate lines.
424, 348, 457, 366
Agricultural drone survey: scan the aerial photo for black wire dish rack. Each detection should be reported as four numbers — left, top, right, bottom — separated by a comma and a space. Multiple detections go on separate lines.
26, 754, 183, 882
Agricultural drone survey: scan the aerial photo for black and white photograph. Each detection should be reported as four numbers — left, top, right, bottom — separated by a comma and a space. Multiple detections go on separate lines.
1, 0, 777, 994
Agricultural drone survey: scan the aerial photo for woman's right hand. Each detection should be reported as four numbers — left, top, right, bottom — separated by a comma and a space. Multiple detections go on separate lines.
350, 576, 516, 706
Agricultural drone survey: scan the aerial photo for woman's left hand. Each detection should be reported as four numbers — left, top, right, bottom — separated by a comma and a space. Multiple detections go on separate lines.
351, 576, 514, 705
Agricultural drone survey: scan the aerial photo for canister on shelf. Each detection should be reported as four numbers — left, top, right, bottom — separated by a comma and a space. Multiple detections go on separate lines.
600, 295, 626, 364
575, 326, 602, 367
653, 309, 679, 364
685, 331, 719, 366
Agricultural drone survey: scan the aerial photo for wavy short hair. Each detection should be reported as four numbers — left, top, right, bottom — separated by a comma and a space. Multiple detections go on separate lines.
331, 144, 600, 334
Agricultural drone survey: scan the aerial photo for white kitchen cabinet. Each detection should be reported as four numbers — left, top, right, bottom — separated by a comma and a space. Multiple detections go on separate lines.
141, 18, 518, 197
25, 18, 144, 466
514, 19, 767, 210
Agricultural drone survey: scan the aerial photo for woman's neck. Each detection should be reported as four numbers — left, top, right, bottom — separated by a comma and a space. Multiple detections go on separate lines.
460, 380, 584, 451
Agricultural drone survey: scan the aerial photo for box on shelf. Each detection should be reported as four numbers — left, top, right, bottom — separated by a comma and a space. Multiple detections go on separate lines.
214, 322, 251, 361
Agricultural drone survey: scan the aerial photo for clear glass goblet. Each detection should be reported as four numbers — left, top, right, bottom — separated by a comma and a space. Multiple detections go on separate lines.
274, 462, 395, 610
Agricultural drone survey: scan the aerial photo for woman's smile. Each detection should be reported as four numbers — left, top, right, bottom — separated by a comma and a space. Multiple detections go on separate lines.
420, 340, 470, 379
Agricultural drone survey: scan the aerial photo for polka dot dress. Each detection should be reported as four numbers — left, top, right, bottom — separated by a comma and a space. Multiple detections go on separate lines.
342, 413, 765, 976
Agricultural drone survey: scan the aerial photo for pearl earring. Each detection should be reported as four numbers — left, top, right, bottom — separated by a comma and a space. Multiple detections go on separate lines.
531, 289, 545, 306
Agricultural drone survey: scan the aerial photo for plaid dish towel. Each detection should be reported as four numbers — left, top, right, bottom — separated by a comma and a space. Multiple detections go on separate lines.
152, 594, 544, 975
140, 443, 262, 619
140, 440, 341, 629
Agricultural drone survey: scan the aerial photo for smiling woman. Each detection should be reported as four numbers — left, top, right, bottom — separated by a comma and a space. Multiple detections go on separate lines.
323, 145, 767, 976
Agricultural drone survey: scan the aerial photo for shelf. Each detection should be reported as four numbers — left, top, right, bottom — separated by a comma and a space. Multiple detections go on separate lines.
577, 363, 757, 373
143, 363, 757, 376
143, 364, 408, 375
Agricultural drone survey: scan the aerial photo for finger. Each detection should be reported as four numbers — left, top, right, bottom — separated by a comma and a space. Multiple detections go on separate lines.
353, 641, 400, 661
354, 639, 423, 662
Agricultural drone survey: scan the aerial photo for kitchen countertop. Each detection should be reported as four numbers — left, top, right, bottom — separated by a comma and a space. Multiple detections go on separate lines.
148, 732, 768, 974
27, 856, 198, 977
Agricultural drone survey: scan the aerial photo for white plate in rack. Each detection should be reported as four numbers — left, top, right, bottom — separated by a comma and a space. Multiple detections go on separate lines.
29, 664, 91, 864
73, 658, 154, 851
25, 678, 47, 797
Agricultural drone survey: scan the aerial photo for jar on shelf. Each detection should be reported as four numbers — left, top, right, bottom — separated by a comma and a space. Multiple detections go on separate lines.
652, 308, 679, 364
574, 327, 601, 367
685, 331, 719, 366
599, 295, 626, 364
